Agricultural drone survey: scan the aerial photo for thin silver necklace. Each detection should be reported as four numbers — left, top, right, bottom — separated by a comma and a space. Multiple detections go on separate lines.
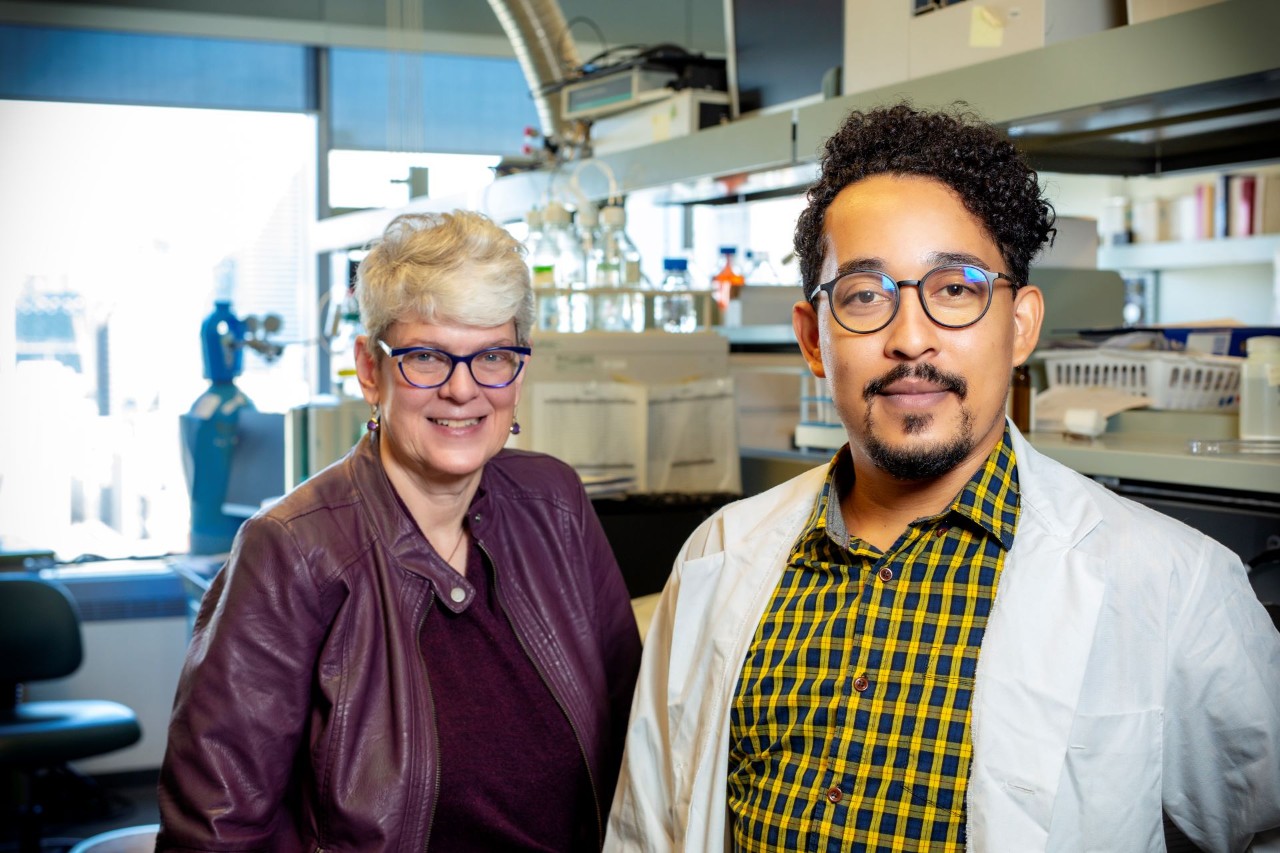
439, 527, 467, 565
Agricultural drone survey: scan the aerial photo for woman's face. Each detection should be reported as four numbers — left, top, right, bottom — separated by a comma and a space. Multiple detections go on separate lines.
356, 316, 525, 489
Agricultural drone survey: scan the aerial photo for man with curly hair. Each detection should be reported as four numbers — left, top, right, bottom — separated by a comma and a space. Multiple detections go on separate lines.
606, 103, 1280, 852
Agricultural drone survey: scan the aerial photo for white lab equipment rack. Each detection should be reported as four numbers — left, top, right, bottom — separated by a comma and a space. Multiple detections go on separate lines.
1039, 349, 1243, 411
794, 372, 845, 452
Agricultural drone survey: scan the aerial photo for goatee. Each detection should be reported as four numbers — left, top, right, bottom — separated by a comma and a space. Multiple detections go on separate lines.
862, 409, 975, 480
861, 363, 974, 480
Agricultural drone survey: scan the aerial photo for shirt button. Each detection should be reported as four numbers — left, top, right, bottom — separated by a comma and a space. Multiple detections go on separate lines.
449, 587, 466, 604
852, 675, 870, 692
877, 566, 894, 582
826, 786, 842, 804
472, 513, 482, 524
935, 525, 949, 537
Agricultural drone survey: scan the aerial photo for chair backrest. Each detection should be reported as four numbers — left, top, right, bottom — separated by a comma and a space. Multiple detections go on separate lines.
1249, 548, 1280, 607
0, 575, 84, 686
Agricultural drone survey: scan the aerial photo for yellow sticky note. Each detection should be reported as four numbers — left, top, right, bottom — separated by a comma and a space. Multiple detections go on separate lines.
970, 5, 1005, 47
651, 110, 672, 142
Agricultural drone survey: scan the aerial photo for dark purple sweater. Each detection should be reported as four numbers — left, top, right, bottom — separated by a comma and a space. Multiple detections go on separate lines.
423, 540, 598, 851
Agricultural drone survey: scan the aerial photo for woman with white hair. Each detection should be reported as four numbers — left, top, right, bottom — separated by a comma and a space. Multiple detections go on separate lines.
158, 211, 642, 852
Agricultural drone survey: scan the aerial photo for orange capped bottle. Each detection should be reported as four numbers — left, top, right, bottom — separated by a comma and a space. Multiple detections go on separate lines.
712, 246, 745, 324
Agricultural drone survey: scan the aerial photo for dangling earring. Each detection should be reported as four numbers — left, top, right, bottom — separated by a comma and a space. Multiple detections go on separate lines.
367, 405, 380, 433
510, 408, 521, 436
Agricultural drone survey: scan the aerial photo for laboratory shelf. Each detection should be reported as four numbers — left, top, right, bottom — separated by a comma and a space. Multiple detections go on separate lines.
1098, 234, 1280, 270
314, 0, 1280, 250
1025, 430, 1280, 495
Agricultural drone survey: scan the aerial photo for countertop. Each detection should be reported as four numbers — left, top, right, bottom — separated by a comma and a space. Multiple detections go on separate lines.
1024, 430, 1278, 494
742, 411, 1280, 498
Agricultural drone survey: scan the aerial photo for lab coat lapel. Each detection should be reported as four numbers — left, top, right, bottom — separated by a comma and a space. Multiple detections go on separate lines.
666, 468, 823, 851
967, 430, 1108, 851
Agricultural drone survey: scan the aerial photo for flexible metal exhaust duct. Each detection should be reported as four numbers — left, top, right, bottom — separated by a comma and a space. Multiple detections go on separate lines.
486, 0, 586, 152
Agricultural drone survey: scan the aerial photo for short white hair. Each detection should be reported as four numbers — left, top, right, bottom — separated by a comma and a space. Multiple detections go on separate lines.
357, 210, 533, 349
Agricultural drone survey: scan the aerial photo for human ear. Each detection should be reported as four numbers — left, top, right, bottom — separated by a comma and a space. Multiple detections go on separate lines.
353, 336, 380, 405
793, 300, 827, 378
1010, 285, 1044, 366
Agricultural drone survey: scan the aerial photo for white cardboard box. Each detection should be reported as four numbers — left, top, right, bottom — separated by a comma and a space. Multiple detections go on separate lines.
590, 88, 730, 156
843, 0, 1126, 95
1126, 0, 1226, 25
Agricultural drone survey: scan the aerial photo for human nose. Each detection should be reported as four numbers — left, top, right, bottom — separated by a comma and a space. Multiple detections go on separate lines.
882, 284, 938, 360
437, 355, 481, 399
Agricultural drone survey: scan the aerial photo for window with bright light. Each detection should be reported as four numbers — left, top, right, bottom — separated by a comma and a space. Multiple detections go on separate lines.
0, 100, 317, 560
328, 150, 500, 211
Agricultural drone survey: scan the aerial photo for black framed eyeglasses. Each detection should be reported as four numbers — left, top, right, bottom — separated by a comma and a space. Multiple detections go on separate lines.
378, 340, 531, 389
811, 264, 1019, 334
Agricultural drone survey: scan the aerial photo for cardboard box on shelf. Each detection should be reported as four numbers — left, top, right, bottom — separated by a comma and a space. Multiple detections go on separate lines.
1126, 0, 1227, 25
1131, 197, 1171, 244
842, 0, 1126, 95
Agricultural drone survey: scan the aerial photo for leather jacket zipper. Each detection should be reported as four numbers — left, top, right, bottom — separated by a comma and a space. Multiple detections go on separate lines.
479, 539, 605, 848
419, 589, 441, 853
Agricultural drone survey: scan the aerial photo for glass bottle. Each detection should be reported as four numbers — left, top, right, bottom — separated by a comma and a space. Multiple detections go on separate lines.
655, 257, 696, 333
329, 280, 363, 397
712, 246, 745, 326
577, 203, 602, 286
525, 208, 560, 332
592, 204, 645, 332
543, 201, 588, 332
744, 249, 781, 285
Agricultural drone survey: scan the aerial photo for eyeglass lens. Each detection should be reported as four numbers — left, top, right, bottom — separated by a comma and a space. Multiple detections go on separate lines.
829, 265, 995, 331
400, 348, 523, 388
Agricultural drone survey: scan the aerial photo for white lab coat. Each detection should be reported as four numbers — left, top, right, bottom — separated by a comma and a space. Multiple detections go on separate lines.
606, 426, 1280, 852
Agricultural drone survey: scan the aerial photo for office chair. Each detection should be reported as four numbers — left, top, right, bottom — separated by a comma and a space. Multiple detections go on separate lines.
1248, 548, 1280, 631
0, 576, 142, 853
67, 824, 159, 853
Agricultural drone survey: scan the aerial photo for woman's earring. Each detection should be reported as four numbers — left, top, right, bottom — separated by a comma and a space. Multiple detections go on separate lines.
510, 409, 521, 435
367, 405, 380, 433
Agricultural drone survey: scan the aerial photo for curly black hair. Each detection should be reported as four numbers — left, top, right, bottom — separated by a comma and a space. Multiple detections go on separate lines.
794, 101, 1056, 301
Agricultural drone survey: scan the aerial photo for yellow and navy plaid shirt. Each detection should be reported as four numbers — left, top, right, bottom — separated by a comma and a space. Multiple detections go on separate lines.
728, 428, 1020, 852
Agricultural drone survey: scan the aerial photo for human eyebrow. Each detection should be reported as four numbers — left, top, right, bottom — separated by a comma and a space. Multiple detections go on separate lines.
390, 343, 443, 353
833, 257, 887, 277
927, 250, 992, 268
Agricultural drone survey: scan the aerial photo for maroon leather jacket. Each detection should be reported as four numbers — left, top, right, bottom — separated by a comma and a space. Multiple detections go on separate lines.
157, 434, 642, 852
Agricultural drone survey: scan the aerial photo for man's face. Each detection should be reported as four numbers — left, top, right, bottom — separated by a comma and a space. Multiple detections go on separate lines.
793, 173, 1042, 481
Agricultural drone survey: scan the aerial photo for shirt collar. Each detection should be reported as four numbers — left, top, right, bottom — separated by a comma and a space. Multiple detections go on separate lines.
812, 426, 1020, 553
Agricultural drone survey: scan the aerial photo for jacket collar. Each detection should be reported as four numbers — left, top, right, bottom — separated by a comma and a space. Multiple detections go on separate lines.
1008, 424, 1103, 548
348, 432, 485, 612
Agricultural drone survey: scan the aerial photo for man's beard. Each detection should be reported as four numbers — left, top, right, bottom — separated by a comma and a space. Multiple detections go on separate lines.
860, 363, 975, 481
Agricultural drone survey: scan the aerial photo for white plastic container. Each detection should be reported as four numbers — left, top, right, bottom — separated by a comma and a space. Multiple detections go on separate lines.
1239, 335, 1280, 440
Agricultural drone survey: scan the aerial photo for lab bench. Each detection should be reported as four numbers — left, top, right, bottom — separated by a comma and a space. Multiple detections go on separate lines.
740, 416, 1280, 565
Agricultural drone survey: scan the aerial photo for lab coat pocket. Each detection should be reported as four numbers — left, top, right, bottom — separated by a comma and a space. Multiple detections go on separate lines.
1064, 708, 1164, 852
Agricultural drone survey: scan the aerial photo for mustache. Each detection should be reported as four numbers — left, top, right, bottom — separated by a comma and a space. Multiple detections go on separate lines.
863, 363, 968, 401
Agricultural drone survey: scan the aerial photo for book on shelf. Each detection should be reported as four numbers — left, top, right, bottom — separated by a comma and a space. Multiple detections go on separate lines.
1228, 173, 1256, 238
1196, 181, 1216, 240
1213, 173, 1230, 239
1172, 192, 1200, 243
1123, 171, 1280, 245
1191, 171, 1280, 239
1255, 172, 1280, 236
